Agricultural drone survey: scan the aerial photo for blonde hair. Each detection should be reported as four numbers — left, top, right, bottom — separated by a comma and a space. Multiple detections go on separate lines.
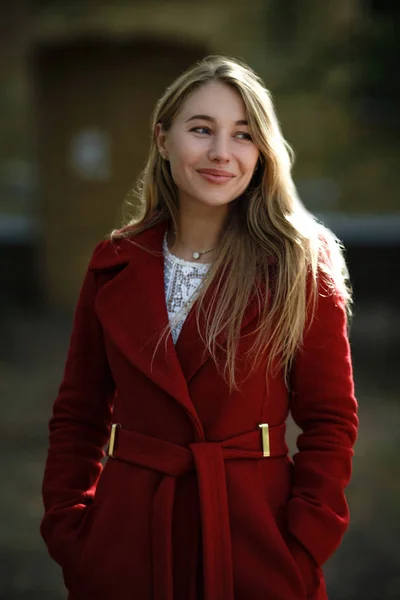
112, 55, 351, 388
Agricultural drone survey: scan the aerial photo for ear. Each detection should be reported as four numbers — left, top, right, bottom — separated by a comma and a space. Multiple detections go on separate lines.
155, 122, 169, 160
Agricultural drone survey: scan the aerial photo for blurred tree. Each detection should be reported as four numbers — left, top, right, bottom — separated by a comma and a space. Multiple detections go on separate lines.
350, 0, 400, 143
263, 0, 399, 212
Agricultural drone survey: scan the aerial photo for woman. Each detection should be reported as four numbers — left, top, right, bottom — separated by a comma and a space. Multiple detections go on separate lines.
41, 55, 358, 600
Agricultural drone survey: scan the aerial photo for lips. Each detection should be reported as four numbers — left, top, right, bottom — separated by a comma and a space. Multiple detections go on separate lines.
197, 168, 235, 184
197, 168, 235, 177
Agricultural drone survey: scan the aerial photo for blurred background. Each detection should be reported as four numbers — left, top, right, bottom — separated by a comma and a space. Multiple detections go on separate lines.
0, 1, 399, 598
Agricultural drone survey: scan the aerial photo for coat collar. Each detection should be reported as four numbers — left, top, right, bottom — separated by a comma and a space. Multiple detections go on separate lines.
90, 220, 273, 434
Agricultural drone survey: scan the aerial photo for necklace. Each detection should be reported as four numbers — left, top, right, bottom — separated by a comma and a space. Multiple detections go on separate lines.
191, 247, 215, 260
171, 231, 216, 260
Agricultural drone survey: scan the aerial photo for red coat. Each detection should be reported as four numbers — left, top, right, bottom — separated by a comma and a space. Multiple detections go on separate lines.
41, 220, 358, 600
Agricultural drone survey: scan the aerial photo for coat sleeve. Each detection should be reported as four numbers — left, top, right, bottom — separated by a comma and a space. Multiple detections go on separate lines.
287, 269, 358, 576
40, 241, 115, 571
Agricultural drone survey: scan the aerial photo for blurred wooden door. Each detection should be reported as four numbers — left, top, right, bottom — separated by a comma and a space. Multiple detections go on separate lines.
33, 40, 206, 310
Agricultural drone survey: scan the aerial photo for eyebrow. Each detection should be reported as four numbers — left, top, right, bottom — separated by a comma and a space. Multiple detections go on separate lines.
185, 114, 249, 126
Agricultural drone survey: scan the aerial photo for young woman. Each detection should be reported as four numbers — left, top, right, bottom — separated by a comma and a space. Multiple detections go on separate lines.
41, 55, 358, 600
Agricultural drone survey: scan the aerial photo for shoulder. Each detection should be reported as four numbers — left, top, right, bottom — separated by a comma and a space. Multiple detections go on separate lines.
88, 220, 161, 271
314, 224, 351, 304
86, 217, 167, 272
87, 236, 137, 271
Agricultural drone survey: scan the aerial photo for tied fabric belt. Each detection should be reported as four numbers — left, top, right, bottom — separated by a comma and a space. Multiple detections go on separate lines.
107, 423, 288, 600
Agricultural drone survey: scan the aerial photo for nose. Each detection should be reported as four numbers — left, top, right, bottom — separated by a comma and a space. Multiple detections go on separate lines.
208, 133, 230, 163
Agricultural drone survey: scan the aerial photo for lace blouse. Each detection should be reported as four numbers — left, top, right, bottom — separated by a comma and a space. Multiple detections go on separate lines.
163, 233, 211, 344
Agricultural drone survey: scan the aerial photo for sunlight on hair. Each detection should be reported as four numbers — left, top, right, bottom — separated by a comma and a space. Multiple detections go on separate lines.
112, 55, 352, 389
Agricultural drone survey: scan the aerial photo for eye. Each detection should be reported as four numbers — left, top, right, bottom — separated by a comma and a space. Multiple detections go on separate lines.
189, 126, 211, 135
235, 132, 253, 141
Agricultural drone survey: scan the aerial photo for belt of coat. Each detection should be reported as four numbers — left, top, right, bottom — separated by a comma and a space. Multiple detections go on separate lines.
107, 423, 288, 600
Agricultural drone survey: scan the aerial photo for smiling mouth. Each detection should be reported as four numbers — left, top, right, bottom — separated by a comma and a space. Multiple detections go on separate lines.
197, 170, 235, 184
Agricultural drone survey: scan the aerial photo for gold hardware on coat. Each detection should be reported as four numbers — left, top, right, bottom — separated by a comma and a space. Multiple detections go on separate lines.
108, 423, 121, 458
258, 423, 270, 457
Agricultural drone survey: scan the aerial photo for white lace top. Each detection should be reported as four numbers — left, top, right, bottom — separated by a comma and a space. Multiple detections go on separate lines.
163, 233, 211, 344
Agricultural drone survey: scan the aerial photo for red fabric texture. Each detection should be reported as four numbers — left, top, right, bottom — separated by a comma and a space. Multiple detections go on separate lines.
109, 424, 287, 600
41, 221, 358, 600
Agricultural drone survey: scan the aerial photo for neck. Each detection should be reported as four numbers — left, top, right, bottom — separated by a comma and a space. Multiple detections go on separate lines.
168, 201, 228, 262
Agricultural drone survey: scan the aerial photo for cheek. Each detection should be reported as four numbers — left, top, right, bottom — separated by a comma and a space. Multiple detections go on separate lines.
241, 152, 260, 181
168, 134, 203, 167
168, 150, 196, 188
249, 148, 261, 171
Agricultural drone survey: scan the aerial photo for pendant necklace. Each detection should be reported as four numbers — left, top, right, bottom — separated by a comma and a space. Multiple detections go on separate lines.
191, 247, 215, 260
172, 230, 215, 260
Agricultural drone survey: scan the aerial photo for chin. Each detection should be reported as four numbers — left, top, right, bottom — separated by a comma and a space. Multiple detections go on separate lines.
197, 197, 235, 209
190, 190, 237, 207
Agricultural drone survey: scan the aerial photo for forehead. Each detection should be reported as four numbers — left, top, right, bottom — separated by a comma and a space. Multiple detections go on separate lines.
176, 81, 248, 122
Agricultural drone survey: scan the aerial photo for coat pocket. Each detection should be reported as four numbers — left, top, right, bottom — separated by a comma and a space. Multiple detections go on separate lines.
285, 532, 322, 598
271, 503, 322, 598
63, 503, 98, 592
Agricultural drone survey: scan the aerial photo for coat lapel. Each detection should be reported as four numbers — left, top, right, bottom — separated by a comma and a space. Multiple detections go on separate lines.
91, 219, 275, 425
175, 271, 273, 384
91, 221, 203, 435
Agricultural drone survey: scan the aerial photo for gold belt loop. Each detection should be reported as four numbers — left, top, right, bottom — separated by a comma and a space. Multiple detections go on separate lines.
108, 423, 122, 458
258, 423, 270, 457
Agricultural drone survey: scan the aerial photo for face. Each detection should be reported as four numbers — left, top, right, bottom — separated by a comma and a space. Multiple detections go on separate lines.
156, 81, 260, 211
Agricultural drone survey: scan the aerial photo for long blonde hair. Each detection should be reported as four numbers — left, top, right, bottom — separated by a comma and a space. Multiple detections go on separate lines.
112, 55, 351, 388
